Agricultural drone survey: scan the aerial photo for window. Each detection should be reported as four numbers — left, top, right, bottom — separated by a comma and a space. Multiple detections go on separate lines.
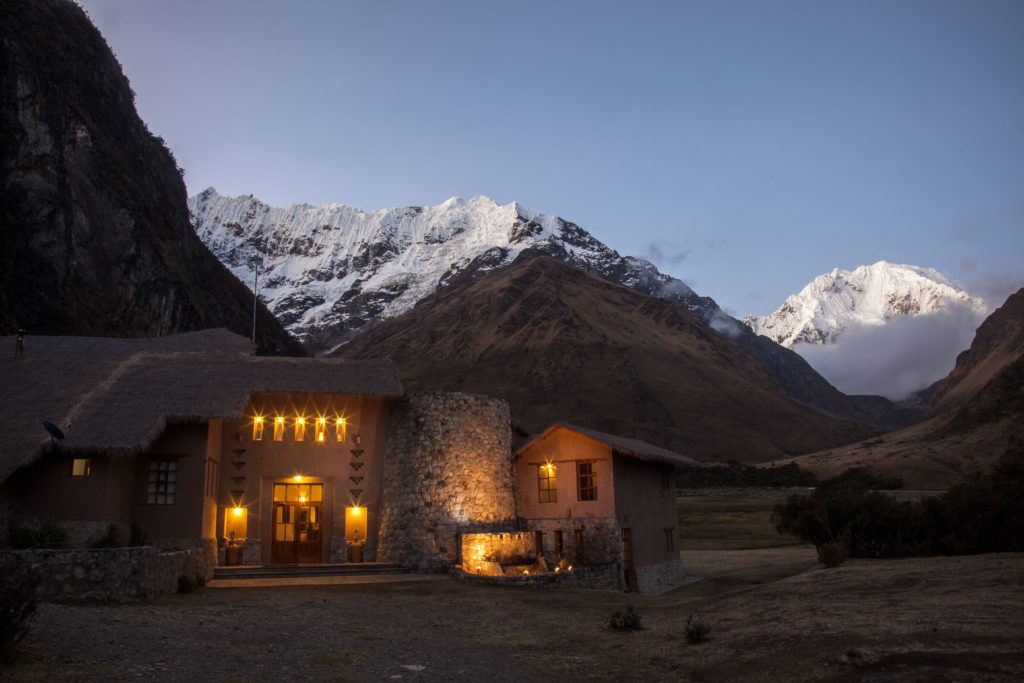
577, 461, 597, 501
147, 460, 177, 504
335, 417, 347, 442
294, 417, 306, 441
315, 417, 327, 442
71, 458, 91, 477
538, 463, 557, 503
273, 417, 284, 441
252, 416, 264, 441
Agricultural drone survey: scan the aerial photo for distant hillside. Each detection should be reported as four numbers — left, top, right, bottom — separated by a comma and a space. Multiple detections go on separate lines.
333, 252, 874, 463
0, 0, 302, 354
772, 289, 1024, 489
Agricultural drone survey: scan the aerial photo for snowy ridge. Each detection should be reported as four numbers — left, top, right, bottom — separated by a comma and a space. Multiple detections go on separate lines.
189, 189, 709, 353
743, 261, 988, 347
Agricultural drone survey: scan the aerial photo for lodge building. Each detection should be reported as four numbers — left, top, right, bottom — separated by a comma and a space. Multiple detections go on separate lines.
1, 329, 689, 593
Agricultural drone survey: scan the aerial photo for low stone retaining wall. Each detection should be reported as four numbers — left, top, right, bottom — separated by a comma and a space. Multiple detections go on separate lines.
0, 539, 216, 603
634, 558, 686, 594
452, 562, 622, 590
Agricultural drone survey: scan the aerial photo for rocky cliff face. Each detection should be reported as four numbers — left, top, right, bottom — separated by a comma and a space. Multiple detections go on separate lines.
0, 0, 301, 354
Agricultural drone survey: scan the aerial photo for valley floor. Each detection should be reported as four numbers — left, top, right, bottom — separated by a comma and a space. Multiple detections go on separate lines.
6, 491, 1022, 681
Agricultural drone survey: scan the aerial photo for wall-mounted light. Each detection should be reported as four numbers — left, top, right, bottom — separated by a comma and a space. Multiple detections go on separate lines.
293, 475, 302, 482
253, 416, 264, 441
232, 506, 244, 517
295, 416, 306, 441
335, 417, 347, 442
274, 416, 284, 441
316, 417, 326, 442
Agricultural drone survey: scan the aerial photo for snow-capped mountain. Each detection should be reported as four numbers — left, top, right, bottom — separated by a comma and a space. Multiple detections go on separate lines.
189, 189, 715, 353
744, 261, 988, 347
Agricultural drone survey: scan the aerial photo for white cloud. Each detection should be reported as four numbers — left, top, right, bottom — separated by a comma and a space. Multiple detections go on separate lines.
793, 303, 985, 400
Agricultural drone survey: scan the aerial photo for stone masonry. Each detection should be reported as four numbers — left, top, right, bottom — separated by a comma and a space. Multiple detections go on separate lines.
377, 393, 515, 570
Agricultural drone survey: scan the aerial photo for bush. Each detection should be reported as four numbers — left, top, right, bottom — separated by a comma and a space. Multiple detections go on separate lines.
5, 518, 66, 549
685, 614, 712, 644
607, 605, 644, 632
772, 448, 1024, 559
177, 575, 195, 594
0, 573, 40, 663
90, 523, 122, 548
817, 540, 848, 567
129, 522, 149, 547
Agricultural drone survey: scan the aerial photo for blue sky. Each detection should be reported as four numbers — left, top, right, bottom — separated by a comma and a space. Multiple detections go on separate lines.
78, 0, 1023, 318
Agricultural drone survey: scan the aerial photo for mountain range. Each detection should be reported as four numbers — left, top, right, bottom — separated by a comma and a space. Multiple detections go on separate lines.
190, 189, 878, 426
745, 261, 988, 347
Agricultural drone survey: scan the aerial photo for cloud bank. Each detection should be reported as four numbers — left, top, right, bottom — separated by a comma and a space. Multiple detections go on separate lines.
793, 304, 986, 401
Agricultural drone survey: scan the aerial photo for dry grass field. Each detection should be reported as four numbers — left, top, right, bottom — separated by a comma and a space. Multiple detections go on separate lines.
5, 491, 1023, 681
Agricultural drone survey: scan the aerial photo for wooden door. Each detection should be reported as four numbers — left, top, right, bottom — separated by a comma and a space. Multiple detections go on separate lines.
622, 527, 637, 592
271, 483, 323, 564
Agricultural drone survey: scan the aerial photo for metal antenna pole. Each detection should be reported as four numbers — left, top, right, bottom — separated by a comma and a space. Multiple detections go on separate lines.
252, 264, 258, 345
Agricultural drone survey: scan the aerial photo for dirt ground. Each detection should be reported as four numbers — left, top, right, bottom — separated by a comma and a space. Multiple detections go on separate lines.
5, 492, 1024, 681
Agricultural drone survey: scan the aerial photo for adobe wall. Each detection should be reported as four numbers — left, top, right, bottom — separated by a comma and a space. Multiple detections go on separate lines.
377, 393, 515, 570
0, 539, 216, 603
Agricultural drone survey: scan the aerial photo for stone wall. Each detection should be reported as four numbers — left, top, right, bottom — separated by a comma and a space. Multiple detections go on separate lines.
452, 562, 622, 590
377, 393, 515, 570
634, 557, 686, 594
0, 539, 216, 602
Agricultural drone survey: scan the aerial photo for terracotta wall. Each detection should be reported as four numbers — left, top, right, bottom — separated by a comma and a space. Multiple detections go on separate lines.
515, 429, 616, 520
216, 393, 391, 565
612, 456, 678, 567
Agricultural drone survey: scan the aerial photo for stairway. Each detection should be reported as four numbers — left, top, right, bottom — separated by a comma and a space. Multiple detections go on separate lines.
213, 562, 405, 581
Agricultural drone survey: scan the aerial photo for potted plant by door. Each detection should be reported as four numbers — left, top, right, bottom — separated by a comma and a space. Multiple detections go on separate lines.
225, 530, 242, 566
347, 529, 364, 563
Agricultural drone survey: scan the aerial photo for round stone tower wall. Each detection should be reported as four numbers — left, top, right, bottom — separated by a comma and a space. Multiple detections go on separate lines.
377, 393, 514, 570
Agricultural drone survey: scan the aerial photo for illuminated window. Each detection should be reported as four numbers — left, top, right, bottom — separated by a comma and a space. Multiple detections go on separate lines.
315, 417, 326, 442
71, 458, 91, 477
577, 462, 597, 501
335, 417, 347, 442
147, 460, 177, 504
538, 463, 557, 503
295, 417, 306, 441
252, 416, 264, 441
273, 417, 284, 441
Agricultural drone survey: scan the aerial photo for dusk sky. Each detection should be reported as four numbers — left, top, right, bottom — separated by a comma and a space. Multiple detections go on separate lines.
77, 0, 1023, 319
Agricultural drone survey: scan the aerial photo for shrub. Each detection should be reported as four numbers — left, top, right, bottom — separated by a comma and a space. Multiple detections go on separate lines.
817, 540, 848, 567
129, 522, 149, 547
90, 523, 122, 548
0, 573, 40, 663
607, 605, 644, 632
685, 614, 712, 644
5, 518, 66, 549
176, 575, 195, 594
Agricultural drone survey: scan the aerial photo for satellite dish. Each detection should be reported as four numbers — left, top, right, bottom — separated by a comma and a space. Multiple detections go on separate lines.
43, 420, 65, 441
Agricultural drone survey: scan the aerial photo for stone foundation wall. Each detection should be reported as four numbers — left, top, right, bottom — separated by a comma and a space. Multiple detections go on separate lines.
452, 562, 622, 590
377, 393, 515, 570
0, 539, 216, 602
461, 531, 535, 567
634, 557, 686, 594
526, 517, 623, 567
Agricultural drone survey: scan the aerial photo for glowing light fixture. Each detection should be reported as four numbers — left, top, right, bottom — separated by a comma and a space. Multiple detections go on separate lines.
232, 506, 244, 517
295, 416, 306, 441
335, 417, 347, 442
273, 416, 284, 441
316, 417, 326, 442
293, 475, 302, 482
252, 416, 264, 441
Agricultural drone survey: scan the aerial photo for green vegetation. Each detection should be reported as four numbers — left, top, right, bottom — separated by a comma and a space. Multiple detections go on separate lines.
677, 462, 816, 488
4, 518, 66, 550
606, 605, 644, 632
0, 573, 39, 663
684, 614, 712, 644
679, 491, 805, 550
772, 449, 1024, 559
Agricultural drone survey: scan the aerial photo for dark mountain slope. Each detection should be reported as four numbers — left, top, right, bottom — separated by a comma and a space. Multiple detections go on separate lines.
0, 0, 302, 354
333, 252, 873, 462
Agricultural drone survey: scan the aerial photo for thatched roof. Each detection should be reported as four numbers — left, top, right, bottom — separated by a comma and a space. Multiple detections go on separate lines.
0, 329, 402, 482
515, 422, 700, 469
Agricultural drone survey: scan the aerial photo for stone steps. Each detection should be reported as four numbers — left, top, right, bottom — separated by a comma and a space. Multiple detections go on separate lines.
213, 562, 405, 580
